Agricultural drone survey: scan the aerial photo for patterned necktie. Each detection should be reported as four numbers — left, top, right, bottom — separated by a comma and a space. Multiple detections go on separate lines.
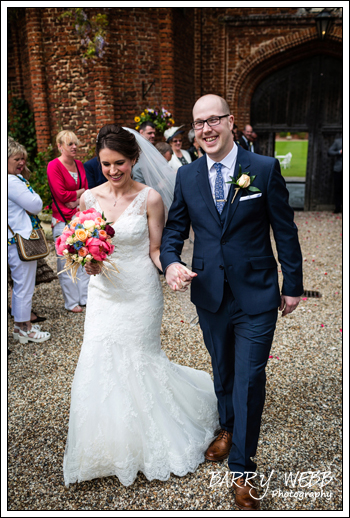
214, 162, 225, 214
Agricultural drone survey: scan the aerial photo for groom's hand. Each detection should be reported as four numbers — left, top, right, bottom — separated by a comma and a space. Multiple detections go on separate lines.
279, 295, 300, 317
165, 263, 197, 292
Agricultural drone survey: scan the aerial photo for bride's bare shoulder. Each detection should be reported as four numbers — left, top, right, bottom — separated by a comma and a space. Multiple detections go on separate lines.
145, 187, 164, 210
90, 183, 109, 198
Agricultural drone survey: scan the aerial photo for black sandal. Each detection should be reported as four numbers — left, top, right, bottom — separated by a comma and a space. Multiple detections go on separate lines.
31, 312, 47, 323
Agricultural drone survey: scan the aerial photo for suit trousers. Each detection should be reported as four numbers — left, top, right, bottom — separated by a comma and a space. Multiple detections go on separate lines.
196, 281, 278, 474
8, 244, 37, 322
53, 222, 90, 310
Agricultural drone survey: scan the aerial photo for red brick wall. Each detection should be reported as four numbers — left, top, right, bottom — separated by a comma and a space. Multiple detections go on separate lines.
172, 8, 195, 148
7, 7, 342, 154
194, 7, 342, 131
40, 7, 98, 154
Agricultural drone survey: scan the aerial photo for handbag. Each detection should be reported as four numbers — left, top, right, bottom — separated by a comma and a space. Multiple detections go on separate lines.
8, 224, 50, 262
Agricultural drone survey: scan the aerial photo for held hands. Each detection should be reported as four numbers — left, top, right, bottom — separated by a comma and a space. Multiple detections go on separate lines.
165, 263, 197, 292
279, 295, 300, 317
85, 262, 102, 276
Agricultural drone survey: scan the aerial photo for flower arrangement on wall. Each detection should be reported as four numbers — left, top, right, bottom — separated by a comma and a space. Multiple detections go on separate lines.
134, 108, 174, 134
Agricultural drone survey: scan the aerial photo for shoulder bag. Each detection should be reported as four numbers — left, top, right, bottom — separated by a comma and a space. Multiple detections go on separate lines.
8, 224, 50, 262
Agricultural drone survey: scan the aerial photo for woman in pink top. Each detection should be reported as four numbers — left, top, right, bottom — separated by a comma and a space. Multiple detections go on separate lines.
47, 130, 90, 313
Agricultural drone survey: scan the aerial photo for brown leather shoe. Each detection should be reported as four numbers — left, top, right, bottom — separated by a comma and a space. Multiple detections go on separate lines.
205, 429, 233, 461
233, 477, 260, 510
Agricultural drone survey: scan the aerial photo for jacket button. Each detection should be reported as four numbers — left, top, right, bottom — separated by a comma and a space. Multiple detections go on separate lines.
219, 265, 224, 270
222, 241, 226, 245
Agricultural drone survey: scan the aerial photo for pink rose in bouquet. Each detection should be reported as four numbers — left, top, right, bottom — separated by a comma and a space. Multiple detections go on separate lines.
85, 237, 115, 261
55, 235, 67, 256
98, 229, 108, 240
76, 208, 102, 224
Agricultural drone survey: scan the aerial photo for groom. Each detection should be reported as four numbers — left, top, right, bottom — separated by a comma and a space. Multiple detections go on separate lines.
160, 94, 303, 510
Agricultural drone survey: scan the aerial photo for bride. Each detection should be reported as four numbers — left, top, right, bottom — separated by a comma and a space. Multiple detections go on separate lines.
63, 125, 219, 486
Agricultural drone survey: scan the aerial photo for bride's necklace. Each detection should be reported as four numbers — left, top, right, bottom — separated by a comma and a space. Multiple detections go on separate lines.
112, 185, 134, 207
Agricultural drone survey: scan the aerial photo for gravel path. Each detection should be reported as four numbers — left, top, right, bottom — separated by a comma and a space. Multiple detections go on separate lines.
7, 211, 342, 511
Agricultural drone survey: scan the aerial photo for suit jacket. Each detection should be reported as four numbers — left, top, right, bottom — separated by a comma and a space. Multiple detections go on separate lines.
160, 146, 303, 316
237, 135, 250, 151
132, 164, 146, 184
328, 137, 343, 172
250, 140, 261, 155
84, 157, 106, 189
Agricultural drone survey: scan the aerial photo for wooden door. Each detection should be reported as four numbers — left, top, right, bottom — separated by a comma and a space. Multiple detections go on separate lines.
251, 54, 342, 210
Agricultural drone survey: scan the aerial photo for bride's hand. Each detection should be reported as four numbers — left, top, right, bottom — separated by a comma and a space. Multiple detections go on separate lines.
165, 263, 197, 292
85, 262, 102, 276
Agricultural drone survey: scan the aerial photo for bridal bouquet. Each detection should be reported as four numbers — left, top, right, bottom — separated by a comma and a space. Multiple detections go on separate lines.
55, 208, 118, 282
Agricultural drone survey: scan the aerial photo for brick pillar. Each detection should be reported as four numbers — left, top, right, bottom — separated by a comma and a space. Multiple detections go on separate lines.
194, 8, 202, 101
26, 8, 51, 151
94, 63, 115, 130
158, 9, 175, 117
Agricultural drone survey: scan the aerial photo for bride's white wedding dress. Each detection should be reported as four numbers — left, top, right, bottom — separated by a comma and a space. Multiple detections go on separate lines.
63, 187, 219, 486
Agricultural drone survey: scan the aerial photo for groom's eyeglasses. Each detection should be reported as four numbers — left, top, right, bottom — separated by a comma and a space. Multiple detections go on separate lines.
192, 114, 230, 130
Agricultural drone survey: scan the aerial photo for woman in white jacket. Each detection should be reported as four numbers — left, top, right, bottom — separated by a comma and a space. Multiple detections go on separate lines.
8, 138, 51, 344
164, 126, 192, 172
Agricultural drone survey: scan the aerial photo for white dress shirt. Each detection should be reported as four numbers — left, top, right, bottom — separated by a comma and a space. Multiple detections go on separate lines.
8, 174, 43, 240
206, 143, 238, 202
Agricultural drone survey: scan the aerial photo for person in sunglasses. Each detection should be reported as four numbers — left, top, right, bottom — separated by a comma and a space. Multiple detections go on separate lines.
164, 125, 192, 172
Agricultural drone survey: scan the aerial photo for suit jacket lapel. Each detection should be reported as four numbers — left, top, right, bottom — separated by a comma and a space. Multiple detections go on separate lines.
222, 146, 251, 234
196, 157, 221, 227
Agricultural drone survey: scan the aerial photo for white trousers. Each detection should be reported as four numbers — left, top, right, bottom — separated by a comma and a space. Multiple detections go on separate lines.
53, 222, 90, 310
8, 244, 37, 322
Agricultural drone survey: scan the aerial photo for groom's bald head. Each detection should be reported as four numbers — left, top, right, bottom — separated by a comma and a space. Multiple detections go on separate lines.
193, 94, 231, 118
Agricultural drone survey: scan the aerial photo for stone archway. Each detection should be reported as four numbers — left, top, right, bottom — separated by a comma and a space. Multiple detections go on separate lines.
227, 27, 342, 210
227, 25, 342, 130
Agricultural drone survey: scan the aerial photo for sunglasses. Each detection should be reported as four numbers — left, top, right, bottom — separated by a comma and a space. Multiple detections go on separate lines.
172, 139, 182, 143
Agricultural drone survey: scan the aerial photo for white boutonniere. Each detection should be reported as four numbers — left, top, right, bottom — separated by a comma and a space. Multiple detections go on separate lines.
226, 164, 261, 203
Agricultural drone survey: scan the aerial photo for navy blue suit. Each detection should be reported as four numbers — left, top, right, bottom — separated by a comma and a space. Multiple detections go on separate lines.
160, 145, 303, 474
84, 157, 107, 189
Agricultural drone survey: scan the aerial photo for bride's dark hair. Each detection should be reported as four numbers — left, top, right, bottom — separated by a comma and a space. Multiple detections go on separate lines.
96, 124, 140, 163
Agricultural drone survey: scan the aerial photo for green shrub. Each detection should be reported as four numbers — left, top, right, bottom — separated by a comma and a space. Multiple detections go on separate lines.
279, 132, 288, 138
8, 94, 37, 166
30, 145, 56, 208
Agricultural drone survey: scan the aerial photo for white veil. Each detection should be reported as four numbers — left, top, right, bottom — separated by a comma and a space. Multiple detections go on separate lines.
123, 127, 176, 211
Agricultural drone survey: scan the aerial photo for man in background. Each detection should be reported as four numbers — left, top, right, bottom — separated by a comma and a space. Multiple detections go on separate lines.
237, 124, 253, 151
155, 142, 173, 162
139, 121, 156, 144
328, 136, 342, 213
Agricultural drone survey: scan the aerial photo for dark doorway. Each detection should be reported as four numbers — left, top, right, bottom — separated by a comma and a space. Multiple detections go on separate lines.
251, 54, 342, 210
